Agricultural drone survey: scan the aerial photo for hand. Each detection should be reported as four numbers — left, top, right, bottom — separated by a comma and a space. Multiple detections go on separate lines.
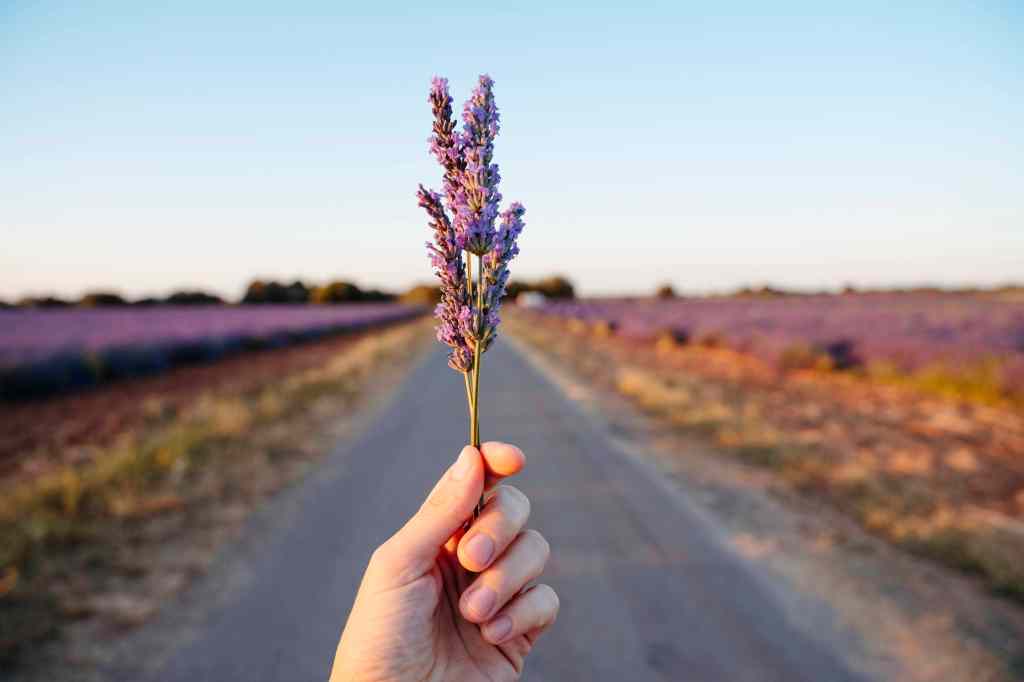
330, 443, 559, 682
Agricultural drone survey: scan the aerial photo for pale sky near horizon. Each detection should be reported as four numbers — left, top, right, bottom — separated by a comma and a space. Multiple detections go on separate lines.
2, 1, 1022, 301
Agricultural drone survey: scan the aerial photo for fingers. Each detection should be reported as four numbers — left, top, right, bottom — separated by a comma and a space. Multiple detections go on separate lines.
480, 584, 560, 645
457, 485, 531, 572
460, 529, 550, 624
377, 446, 483, 577
479, 442, 526, 491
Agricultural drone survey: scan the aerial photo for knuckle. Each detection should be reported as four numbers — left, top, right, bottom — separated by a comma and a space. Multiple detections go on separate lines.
369, 539, 397, 571
424, 486, 449, 510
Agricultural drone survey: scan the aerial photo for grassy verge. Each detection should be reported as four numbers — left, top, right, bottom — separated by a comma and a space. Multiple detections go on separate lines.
506, 311, 1024, 601
0, 319, 432, 665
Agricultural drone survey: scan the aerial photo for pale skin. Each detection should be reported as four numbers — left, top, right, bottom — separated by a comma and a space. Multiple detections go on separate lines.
330, 442, 559, 682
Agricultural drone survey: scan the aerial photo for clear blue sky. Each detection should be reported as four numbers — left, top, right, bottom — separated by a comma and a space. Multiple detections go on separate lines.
2, 1, 1022, 300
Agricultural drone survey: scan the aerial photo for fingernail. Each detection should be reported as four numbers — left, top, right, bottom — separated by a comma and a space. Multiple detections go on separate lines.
464, 533, 494, 567
450, 447, 473, 481
464, 585, 496, 620
484, 615, 513, 642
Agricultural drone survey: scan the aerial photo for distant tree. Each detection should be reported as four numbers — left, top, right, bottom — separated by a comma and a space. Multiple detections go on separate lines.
283, 280, 310, 303
79, 292, 128, 307
504, 276, 576, 301
242, 279, 268, 303
360, 289, 397, 302
164, 290, 223, 305
655, 283, 676, 299
17, 296, 71, 308
732, 285, 789, 298
310, 281, 364, 304
400, 284, 442, 305
243, 279, 309, 304
534, 275, 575, 300
505, 280, 528, 300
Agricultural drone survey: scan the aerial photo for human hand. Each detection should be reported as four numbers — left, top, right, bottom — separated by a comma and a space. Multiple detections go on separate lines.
329, 442, 558, 681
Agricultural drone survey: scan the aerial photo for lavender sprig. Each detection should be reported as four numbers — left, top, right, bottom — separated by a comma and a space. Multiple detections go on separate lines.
419, 74, 525, 515
418, 185, 473, 372
455, 76, 502, 256
480, 202, 526, 350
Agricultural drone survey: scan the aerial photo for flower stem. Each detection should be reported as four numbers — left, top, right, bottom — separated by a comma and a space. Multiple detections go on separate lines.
470, 254, 485, 517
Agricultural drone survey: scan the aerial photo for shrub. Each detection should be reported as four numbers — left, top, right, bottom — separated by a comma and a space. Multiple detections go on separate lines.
164, 291, 223, 305
592, 319, 618, 337
16, 296, 70, 308
778, 344, 832, 372
506, 276, 576, 300
695, 330, 727, 348
655, 326, 690, 350
242, 280, 310, 304
310, 281, 363, 304
79, 292, 129, 307
655, 283, 676, 299
401, 284, 442, 305
820, 339, 861, 370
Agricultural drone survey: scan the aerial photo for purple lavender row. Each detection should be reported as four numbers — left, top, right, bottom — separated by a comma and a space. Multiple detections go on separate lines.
537, 295, 1024, 389
0, 303, 423, 399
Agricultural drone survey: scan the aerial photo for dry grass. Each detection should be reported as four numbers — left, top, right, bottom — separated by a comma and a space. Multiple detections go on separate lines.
0, 319, 432, 664
507, 311, 1024, 600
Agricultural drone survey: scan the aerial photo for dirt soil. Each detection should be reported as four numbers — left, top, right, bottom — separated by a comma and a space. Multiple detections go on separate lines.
1, 320, 434, 680
0, 320, 421, 486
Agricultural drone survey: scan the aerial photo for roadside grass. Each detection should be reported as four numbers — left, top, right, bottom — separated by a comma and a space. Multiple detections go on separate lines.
506, 311, 1024, 602
0, 319, 432, 663
864, 359, 1014, 408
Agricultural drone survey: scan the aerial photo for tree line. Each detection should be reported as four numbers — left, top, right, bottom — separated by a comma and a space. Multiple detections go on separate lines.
2, 275, 579, 308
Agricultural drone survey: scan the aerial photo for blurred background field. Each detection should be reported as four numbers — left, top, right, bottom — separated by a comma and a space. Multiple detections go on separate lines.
3, 1, 1024, 679
509, 288, 1024, 601
0, 303, 421, 399
538, 290, 1024, 406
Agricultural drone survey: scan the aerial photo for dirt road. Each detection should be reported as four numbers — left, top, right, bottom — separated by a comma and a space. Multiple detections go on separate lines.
128, 342, 864, 681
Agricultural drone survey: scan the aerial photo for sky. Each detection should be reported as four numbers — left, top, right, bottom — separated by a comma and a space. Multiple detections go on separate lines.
1, 1, 1022, 300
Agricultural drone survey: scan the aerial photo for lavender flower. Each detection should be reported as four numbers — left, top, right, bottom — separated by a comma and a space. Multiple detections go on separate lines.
418, 74, 526, 499
479, 202, 526, 350
418, 185, 473, 372
428, 77, 464, 193
452, 75, 502, 255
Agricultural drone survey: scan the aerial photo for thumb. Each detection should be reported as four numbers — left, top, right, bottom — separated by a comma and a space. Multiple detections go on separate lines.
375, 446, 483, 578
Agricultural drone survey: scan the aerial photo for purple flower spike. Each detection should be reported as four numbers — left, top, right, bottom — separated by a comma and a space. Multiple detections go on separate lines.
418, 74, 525, 375
418, 184, 473, 372
454, 75, 502, 256
480, 202, 525, 350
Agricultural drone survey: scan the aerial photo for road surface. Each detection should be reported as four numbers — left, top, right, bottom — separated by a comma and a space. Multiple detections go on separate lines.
136, 341, 864, 681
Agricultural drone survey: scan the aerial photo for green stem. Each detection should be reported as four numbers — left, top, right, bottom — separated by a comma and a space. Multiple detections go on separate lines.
465, 253, 478, 448
471, 254, 485, 517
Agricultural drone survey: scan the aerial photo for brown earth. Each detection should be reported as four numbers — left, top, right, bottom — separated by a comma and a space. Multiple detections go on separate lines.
506, 311, 1024, 593
505, 313, 1024, 681
0, 318, 434, 674
0, 318, 424, 487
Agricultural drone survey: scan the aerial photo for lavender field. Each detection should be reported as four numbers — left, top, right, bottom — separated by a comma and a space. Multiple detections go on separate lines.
0, 304, 424, 399
538, 294, 1024, 397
